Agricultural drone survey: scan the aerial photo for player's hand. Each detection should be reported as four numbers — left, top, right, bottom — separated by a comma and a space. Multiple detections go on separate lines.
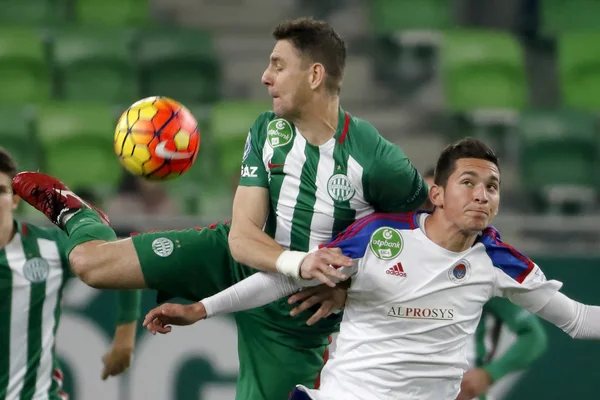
142, 302, 206, 335
456, 368, 493, 400
288, 280, 349, 326
299, 247, 353, 287
102, 322, 136, 380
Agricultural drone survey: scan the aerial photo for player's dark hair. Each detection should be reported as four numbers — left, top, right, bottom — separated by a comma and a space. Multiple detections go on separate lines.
434, 138, 499, 187
424, 167, 435, 179
273, 17, 346, 94
0, 147, 18, 179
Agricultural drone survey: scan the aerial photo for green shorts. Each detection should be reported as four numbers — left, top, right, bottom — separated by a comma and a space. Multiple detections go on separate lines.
131, 223, 333, 400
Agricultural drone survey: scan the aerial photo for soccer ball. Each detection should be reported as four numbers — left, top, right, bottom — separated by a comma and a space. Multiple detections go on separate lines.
114, 96, 200, 181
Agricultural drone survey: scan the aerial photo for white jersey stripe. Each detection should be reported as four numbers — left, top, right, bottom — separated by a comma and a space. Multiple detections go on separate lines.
347, 155, 374, 219
6, 234, 29, 398
309, 145, 336, 250
274, 131, 306, 249
33, 239, 63, 400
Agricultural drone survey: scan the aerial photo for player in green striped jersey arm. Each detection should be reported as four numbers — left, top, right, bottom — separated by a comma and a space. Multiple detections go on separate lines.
422, 168, 547, 400
12, 19, 427, 400
0, 148, 140, 400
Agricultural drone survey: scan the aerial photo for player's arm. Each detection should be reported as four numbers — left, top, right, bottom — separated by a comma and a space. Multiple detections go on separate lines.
486, 228, 600, 340
143, 221, 372, 333
143, 258, 359, 334
229, 186, 351, 284
365, 136, 428, 213
229, 128, 351, 283
480, 298, 548, 383
228, 128, 291, 273
229, 185, 284, 271
491, 247, 600, 339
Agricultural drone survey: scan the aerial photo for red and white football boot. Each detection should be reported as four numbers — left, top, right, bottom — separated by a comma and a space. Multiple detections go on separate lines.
12, 172, 110, 227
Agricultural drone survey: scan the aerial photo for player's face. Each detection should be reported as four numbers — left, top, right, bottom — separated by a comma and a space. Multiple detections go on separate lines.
262, 40, 312, 119
435, 158, 500, 233
0, 172, 19, 232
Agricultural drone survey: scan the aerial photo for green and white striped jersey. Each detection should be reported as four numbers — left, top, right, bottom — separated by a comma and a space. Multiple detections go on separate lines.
239, 108, 427, 253
0, 221, 71, 400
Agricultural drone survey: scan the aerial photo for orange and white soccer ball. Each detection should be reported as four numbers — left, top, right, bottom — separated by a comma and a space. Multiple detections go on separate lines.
114, 96, 200, 180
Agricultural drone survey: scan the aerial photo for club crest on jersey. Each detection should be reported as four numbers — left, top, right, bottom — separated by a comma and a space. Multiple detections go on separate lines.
267, 119, 293, 148
327, 174, 355, 202
448, 259, 471, 284
23, 257, 50, 283
242, 131, 251, 162
369, 227, 403, 260
152, 238, 174, 257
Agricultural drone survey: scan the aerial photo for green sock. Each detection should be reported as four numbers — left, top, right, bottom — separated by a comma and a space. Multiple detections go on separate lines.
64, 209, 118, 256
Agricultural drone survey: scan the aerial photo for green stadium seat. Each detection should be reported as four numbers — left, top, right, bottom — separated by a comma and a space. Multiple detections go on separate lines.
0, 27, 50, 103
50, 28, 138, 103
37, 103, 121, 190
0, 0, 68, 25
542, 0, 600, 34
75, 0, 148, 26
558, 32, 600, 110
370, 0, 451, 35
441, 30, 528, 111
137, 29, 221, 104
211, 100, 272, 179
518, 109, 599, 213
0, 105, 42, 171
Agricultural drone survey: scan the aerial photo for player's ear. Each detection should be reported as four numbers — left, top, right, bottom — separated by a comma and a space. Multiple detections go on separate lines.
309, 63, 326, 90
430, 184, 443, 208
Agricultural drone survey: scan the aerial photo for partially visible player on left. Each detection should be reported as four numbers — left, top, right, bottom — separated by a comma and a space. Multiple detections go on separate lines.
0, 148, 140, 399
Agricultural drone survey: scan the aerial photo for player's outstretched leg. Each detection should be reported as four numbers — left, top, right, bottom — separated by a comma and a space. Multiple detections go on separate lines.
12, 171, 147, 289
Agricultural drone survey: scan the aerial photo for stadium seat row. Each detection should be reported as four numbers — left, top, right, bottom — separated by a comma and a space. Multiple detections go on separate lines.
0, 26, 220, 104
378, 28, 600, 111
370, 0, 600, 34
450, 108, 600, 213
1, 0, 149, 27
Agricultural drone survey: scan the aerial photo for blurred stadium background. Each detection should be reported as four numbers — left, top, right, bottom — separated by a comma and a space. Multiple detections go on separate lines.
3, 0, 600, 398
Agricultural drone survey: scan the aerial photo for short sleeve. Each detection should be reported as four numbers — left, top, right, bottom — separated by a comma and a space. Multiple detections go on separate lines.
364, 137, 428, 212
238, 115, 269, 188
481, 227, 563, 313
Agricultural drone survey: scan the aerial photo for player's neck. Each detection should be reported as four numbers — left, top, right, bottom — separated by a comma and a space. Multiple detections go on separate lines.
0, 219, 16, 249
294, 95, 340, 146
424, 214, 478, 253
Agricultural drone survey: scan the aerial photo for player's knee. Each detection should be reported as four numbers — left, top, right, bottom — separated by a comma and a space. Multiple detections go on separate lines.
69, 246, 101, 287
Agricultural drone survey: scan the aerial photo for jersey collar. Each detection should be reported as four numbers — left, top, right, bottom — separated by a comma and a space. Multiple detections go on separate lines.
13, 219, 25, 236
335, 107, 351, 143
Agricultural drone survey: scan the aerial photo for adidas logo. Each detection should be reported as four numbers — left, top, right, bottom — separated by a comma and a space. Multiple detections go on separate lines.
386, 263, 406, 277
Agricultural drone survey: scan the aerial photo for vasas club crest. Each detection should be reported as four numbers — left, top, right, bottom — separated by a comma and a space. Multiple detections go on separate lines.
448, 259, 471, 284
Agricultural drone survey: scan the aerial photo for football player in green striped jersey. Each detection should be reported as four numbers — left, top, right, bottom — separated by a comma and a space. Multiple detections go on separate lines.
13, 18, 427, 400
0, 148, 140, 400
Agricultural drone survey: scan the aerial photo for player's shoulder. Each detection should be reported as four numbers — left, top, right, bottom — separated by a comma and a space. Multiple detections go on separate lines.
345, 113, 383, 146
325, 212, 420, 258
18, 221, 67, 242
477, 226, 535, 282
250, 111, 295, 143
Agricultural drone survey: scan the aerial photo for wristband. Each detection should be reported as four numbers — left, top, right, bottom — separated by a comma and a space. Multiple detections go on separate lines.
276, 250, 308, 279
